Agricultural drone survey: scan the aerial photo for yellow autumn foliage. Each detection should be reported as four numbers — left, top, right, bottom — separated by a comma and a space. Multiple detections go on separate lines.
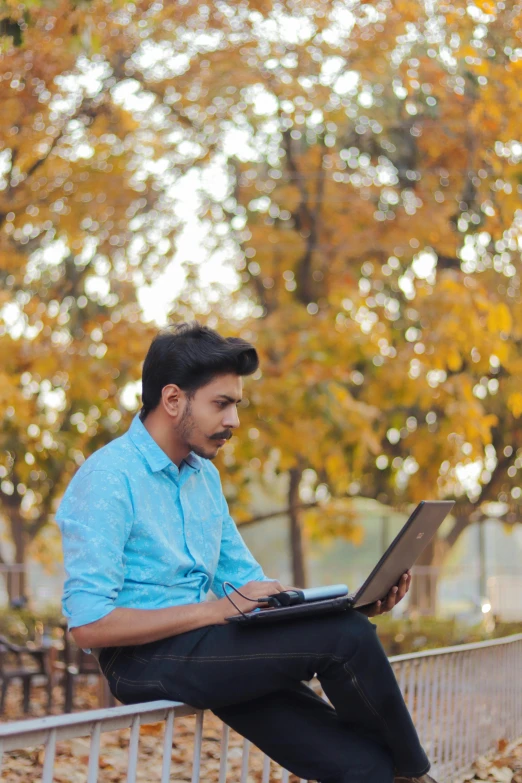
2, 1, 522, 584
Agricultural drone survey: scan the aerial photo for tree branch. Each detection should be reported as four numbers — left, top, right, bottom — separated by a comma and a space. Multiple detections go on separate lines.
237, 501, 318, 527
442, 514, 471, 550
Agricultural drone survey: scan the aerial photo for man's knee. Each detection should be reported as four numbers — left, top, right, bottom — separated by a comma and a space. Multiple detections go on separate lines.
343, 609, 382, 651
359, 745, 394, 783
323, 743, 394, 783
311, 611, 385, 676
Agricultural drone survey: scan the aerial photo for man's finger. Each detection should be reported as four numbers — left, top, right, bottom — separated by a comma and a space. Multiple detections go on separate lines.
264, 581, 284, 593
389, 585, 401, 609
400, 572, 412, 600
396, 574, 409, 601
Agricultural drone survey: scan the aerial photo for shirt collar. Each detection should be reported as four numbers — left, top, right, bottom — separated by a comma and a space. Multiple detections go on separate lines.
128, 414, 202, 475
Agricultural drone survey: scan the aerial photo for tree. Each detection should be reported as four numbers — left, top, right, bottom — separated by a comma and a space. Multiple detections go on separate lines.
163, 1, 522, 587
0, 0, 189, 593
3, 0, 522, 597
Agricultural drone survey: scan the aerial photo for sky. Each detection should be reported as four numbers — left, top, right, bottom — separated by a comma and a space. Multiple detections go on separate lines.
137, 171, 237, 325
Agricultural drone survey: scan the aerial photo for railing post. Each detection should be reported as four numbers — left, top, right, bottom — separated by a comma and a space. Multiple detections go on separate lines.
161, 708, 175, 783
42, 729, 57, 783
262, 753, 271, 783
218, 722, 229, 783
127, 715, 141, 783
87, 721, 102, 783
239, 738, 251, 783
191, 711, 203, 783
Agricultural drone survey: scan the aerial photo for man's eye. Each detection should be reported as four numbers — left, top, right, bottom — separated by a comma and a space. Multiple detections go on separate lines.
217, 402, 228, 408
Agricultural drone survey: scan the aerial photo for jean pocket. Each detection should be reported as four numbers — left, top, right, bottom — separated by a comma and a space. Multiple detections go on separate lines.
114, 674, 169, 704
100, 646, 123, 677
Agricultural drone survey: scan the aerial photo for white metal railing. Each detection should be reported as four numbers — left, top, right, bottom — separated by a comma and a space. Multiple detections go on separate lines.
0, 700, 300, 783
0, 634, 521, 782
390, 633, 522, 781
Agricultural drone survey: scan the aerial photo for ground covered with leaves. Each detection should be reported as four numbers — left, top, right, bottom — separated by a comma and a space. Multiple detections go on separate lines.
458, 739, 522, 783
0, 678, 297, 782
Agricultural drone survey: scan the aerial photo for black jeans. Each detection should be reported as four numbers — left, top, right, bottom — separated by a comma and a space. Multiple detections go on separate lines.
99, 610, 430, 783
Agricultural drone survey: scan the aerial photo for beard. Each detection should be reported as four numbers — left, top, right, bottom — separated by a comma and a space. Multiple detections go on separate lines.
176, 400, 221, 460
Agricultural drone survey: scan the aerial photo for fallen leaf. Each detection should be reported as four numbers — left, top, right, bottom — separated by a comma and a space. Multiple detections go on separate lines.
489, 767, 514, 783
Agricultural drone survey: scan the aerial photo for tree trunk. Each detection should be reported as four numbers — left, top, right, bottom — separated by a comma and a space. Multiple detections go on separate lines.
408, 512, 472, 614
10, 510, 27, 603
408, 538, 439, 614
288, 468, 308, 588
478, 518, 487, 597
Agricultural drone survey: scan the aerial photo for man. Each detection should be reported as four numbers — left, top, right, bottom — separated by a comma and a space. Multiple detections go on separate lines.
57, 322, 437, 783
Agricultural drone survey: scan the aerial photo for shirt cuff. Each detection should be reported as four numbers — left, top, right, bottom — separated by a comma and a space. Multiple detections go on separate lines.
63, 602, 115, 631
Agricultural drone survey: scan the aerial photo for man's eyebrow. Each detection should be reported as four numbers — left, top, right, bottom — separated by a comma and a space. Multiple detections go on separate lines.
215, 394, 243, 404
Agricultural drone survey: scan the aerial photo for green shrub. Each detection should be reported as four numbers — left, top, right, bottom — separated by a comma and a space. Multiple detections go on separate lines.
0, 604, 519, 654
0, 605, 64, 646
373, 614, 522, 655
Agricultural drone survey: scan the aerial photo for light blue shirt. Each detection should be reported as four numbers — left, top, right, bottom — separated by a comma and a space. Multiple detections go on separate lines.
56, 414, 268, 630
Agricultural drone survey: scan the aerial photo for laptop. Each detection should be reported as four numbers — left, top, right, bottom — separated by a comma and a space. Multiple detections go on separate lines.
227, 500, 454, 625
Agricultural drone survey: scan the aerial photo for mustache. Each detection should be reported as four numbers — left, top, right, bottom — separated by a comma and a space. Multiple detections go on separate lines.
210, 430, 233, 441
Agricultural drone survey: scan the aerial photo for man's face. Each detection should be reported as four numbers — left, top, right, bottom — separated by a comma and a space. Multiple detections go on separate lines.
176, 374, 243, 460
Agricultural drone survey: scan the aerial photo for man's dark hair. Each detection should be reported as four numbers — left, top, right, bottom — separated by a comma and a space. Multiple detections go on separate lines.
140, 322, 259, 419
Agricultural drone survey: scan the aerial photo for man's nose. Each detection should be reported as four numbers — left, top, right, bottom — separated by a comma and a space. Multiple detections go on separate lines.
223, 407, 240, 429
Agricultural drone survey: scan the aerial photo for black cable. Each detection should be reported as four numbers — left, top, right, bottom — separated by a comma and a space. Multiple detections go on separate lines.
222, 581, 269, 619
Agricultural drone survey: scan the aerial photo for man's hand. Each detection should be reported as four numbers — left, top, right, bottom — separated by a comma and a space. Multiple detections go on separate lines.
214, 580, 285, 623
357, 571, 412, 618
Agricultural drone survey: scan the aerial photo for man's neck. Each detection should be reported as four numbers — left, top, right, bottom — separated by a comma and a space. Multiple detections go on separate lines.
142, 412, 189, 468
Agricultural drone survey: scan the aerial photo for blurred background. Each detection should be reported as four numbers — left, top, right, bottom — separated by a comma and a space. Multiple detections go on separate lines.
1, 0, 522, 659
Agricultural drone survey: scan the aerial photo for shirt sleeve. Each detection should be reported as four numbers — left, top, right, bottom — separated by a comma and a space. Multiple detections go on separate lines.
210, 492, 271, 598
56, 468, 133, 630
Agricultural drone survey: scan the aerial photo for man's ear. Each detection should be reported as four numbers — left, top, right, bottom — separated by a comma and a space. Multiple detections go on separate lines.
161, 384, 182, 418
